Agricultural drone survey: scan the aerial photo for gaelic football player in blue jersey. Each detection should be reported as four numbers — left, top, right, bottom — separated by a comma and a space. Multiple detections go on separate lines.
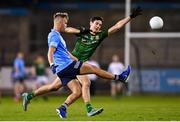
22, 12, 130, 119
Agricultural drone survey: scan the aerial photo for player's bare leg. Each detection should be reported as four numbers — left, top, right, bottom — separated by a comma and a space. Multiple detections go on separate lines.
117, 82, 123, 95
77, 75, 104, 116
34, 78, 61, 96
14, 82, 25, 102
77, 75, 91, 103
80, 63, 131, 83
56, 79, 82, 118
111, 82, 117, 98
78, 62, 131, 116
22, 77, 61, 111
65, 79, 82, 105
80, 63, 115, 80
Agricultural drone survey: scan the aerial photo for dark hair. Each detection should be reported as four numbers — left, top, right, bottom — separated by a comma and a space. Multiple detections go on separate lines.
53, 12, 69, 20
90, 16, 103, 22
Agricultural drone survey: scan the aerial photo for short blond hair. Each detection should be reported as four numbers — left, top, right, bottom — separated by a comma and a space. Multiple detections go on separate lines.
53, 12, 69, 20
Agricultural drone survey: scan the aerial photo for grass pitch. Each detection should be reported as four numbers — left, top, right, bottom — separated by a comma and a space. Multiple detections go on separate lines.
0, 95, 180, 121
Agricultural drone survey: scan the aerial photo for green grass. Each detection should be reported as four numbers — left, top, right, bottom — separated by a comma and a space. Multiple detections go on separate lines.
0, 95, 180, 121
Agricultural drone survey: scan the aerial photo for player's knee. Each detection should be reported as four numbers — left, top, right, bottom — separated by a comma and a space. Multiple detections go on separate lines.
77, 91, 82, 98
83, 81, 91, 88
73, 89, 82, 98
91, 65, 99, 73
51, 87, 59, 91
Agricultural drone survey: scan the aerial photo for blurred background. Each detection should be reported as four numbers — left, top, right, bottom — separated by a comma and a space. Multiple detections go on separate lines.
0, 0, 180, 98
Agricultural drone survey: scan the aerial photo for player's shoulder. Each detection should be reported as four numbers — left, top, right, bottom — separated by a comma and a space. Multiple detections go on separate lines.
48, 31, 60, 41
49, 29, 60, 36
79, 26, 87, 30
77, 26, 90, 35
101, 29, 107, 32
109, 62, 114, 67
97, 30, 108, 35
48, 31, 58, 36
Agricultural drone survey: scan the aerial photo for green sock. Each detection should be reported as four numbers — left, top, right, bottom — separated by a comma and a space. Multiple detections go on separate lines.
86, 103, 93, 113
27, 92, 35, 101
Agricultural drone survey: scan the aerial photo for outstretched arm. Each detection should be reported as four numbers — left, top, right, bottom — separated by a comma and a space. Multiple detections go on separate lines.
65, 27, 80, 34
108, 16, 131, 35
108, 6, 142, 36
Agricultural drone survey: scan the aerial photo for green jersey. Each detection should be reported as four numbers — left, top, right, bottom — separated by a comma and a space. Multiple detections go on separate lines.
72, 29, 108, 61
34, 62, 46, 76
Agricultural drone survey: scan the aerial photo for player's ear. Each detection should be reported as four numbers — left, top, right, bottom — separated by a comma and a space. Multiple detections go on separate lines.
90, 21, 93, 26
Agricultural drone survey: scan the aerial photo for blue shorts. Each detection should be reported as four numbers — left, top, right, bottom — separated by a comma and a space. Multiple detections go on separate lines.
12, 76, 25, 84
57, 61, 83, 86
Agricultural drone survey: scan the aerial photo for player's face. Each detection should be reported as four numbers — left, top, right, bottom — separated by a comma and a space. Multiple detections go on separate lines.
17, 52, 24, 59
60, 18, 68, 32
112, 55, 119, 62
90, 20, 102, 33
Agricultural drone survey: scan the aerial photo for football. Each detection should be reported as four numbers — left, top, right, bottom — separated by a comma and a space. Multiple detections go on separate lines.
149, 16, 163, 29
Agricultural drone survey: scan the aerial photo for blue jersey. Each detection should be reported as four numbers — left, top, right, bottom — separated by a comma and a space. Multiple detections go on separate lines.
13, 57, 25, 78
48, 29, 73, 73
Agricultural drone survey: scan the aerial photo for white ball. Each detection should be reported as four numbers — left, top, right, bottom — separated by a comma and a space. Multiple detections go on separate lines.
149, 16, 163, 29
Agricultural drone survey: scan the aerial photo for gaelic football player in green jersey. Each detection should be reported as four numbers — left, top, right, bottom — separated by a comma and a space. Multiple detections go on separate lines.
64, 7, 142, 116
22, 12, 131, 118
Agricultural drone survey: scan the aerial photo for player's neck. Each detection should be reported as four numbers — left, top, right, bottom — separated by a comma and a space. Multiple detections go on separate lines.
90, 28, 101, 33
53, 25, 61, 32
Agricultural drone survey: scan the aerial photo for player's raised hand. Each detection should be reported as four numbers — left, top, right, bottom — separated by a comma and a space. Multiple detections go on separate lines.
130, 6, 142, 19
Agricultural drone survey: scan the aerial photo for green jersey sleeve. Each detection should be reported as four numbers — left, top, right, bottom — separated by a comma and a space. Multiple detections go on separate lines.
75, 27, 90, 36
98, 30, 108, 43
72, 29, 108, 61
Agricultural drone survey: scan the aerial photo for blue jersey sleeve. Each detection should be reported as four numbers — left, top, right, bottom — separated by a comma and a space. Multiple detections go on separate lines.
49, 35, 60, 48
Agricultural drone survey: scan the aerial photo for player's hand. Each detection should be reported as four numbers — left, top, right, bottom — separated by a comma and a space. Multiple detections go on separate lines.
50, 64, 57, 74
130, 6, 142, 19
